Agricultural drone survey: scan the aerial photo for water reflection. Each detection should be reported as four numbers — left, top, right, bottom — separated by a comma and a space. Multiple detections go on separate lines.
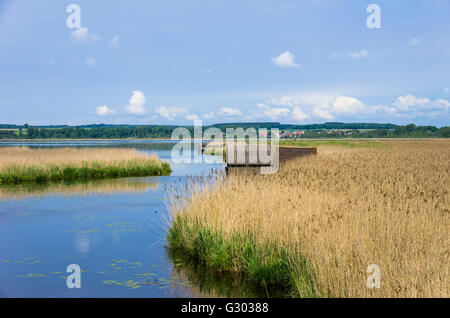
74, 233, 91, 254
167, 249, 288, 298
0, 178, 159, 200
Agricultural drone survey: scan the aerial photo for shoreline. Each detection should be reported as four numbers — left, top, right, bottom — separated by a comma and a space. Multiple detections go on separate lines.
0, 137, 448, 142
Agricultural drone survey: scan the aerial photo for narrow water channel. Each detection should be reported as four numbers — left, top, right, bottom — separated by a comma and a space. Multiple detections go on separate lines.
0, 140, 286, 297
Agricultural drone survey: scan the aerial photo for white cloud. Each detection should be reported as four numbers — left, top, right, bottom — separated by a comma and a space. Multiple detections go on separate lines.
85, 57, 98, 66
262, 92, 449, 122
272, 51, 300, 68
350, 49, 368, 59
96, 105, 115, 116
445, 86, 449, 95
71, 27, 89, 42
186, 114, 199, 121
393, 95, 431, 111
431, 99, 450, 110
110, 35, 120, 47
70, 27, 99, 42
202, 112, 216, 120
125, 90, 147, 115
292, 107, 309, 121
333, 96, 366, 113
313, 108, 334, 120
271, 93, 332, 109
267, 93, 366, 120
257, 103, 290, 120
155, 106, 187, 120
375, 95, 449, 116
219, 107, 242, 116
385, 95, 450, 118
408, 38, 422, 46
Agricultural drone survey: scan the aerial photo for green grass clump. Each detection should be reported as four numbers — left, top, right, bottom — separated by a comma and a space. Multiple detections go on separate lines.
0, 160, 171, 185
167, 214, 320, 297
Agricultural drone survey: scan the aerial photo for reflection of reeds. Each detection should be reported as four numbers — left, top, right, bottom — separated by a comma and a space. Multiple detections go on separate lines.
167, 140, 450, 298
0, 178, 160, 199
167, 248, 285, 298
0, 147, 171, 184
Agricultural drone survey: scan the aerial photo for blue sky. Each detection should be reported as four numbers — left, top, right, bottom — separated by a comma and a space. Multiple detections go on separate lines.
0, 0, 449, 126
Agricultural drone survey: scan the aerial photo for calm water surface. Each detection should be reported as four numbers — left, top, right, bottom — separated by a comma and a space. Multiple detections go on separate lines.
0, 140, 233, 297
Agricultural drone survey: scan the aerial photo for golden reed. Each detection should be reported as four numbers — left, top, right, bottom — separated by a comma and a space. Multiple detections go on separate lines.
169, 140, 449, 297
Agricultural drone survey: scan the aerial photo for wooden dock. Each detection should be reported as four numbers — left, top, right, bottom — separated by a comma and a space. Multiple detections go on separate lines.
202, 142, 317, 170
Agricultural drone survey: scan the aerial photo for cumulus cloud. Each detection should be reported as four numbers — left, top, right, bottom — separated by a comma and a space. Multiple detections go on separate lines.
431, 99, 450, 110
110, 35, 120, 47
257, 103, 290, 120
382, 95, 449, 119
350, 49, 368, 59
393, 95, 431, 111
408, 38, 422, 46
186, 114, 199, 121
313, 108, 334, 120
71, 27, 89, 42
125, 90, 147, 115
219, 107, 242, 116
264, 92, 449, 122
85, 57, 98, 66
201, 112, 216, 120
272, 51, 300, 68
70, 27, 99, 43
265, 93, 368, 121
96, 105, 115, 116
333, 96, 366, 113
155, 106, 187, 120
292, 107, 309, 121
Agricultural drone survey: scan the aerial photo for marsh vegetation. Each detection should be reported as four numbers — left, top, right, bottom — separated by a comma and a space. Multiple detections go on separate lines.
167, 140, 449, 297
0, 147, 171, 184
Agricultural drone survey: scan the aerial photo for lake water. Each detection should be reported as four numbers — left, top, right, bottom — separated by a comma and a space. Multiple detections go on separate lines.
0, 140, 240, 297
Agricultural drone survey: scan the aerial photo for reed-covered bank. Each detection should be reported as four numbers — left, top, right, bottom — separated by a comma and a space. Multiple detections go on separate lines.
167, 140, 449, 297
0, 147, 171, 184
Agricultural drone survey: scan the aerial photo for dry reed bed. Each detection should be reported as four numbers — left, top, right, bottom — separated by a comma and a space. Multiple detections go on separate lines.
0, 147, 171, 184
168, 140, 449, 297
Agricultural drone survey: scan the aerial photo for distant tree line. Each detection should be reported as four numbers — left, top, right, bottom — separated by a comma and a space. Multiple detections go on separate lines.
0, 122, 449, 139
285, 124, 450, 139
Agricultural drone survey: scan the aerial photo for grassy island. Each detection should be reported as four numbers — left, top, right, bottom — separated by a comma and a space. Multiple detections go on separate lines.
0, 147, 171, 184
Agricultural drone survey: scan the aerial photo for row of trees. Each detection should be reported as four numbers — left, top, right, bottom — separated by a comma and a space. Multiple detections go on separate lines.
0, 123, 449, 139
284, 125, 449, 138
280, 122, 399, 130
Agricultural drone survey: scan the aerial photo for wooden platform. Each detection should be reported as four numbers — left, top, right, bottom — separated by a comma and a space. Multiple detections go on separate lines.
202, 142, 317, 168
